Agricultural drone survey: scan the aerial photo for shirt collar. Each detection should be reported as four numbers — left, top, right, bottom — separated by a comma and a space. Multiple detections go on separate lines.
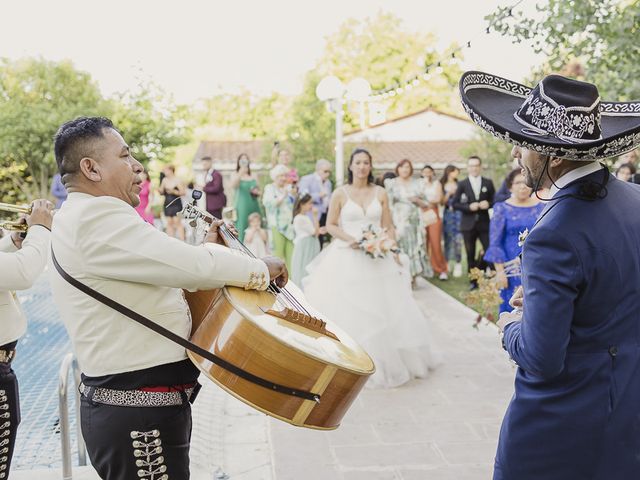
549, 161, 602, 198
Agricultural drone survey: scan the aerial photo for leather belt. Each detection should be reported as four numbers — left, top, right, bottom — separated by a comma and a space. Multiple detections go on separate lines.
79, 382, 197, 408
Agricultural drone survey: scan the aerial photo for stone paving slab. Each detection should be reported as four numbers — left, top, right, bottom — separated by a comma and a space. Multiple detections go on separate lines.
267, 278, 515, 479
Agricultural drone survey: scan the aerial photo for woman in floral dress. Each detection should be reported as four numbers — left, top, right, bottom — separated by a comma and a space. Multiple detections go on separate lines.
384, 159, 432, 285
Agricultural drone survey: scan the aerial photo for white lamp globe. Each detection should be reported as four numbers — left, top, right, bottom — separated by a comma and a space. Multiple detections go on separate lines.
316, 76, 344, 102
345, 77, 372, 101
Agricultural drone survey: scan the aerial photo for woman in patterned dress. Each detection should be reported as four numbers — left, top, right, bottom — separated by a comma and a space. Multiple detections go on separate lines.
384, 159, 432, 286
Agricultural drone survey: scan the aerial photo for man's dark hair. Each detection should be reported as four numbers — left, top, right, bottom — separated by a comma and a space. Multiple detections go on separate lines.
468, 155, 482, 165
54, 116, 116, 182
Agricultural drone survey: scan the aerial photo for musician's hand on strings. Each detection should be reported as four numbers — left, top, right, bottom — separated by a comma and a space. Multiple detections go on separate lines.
225, 222, 239, 238
204, 219, 229, 247
262, 256, 288, 288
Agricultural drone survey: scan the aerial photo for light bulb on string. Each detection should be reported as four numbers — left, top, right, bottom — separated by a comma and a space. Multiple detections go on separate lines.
412, 78, 420, 87
389, 91, 396, 97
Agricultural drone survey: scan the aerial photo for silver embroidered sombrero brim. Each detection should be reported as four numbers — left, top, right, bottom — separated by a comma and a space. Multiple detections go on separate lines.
460, 71, 640, 161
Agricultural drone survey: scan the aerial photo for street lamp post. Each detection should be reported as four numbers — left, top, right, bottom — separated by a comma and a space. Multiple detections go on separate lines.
316, 76, 370, 186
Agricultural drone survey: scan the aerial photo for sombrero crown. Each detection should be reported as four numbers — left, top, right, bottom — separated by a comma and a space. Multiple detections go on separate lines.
460, 71, 640, 161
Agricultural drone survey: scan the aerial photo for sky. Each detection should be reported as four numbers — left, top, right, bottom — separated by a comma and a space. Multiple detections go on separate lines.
1, 0, 544, 103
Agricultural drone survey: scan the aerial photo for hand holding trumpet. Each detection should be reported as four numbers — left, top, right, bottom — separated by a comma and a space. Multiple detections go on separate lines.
8, 199, 54, 248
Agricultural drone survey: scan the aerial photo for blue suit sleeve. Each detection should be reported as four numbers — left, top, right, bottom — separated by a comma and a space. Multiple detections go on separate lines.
502, 225, 581, 379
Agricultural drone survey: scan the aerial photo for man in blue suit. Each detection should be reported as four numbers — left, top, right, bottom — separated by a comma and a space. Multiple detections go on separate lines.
460, 71, 640, 479
298, 159, 333, 247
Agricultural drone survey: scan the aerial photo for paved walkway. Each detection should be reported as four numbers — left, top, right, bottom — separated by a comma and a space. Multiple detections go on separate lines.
192, 278, 515, 480
13, 276, 514, 479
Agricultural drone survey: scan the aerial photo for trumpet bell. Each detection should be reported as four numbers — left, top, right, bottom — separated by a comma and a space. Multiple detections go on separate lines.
0, 202, 31, 232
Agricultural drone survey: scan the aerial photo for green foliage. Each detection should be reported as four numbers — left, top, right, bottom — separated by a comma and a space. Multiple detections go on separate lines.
110, 81, 191, 169
488, 0, 640, 99
285, 71, 336, 174
317, 10, 463, 125
460, 130, 515, 183
0, 57, 106, 200
0, 58, 191, 203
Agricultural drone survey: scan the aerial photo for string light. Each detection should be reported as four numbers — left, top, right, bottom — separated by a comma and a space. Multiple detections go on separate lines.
367, 0, 526, 101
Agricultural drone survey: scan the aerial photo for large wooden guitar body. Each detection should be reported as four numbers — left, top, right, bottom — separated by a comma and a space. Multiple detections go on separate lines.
185, 281, 375, 429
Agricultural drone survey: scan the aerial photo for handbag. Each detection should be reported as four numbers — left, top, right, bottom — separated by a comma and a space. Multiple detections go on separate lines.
421, 208, 438, 227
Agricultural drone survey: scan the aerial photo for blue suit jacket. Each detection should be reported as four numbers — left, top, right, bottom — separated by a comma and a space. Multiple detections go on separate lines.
298, 173, 332, 216
496, 171, 640, 480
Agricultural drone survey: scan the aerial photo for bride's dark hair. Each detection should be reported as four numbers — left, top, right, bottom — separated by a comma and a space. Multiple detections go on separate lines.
348, 148, 374, 184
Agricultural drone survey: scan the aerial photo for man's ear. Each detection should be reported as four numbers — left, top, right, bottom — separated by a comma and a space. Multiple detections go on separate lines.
78, 157, 101, 182
549, 156, 564, 169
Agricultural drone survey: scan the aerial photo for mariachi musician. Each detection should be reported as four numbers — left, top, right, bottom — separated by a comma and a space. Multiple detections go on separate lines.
0, 200, 53, 479
49, 117, 288, 480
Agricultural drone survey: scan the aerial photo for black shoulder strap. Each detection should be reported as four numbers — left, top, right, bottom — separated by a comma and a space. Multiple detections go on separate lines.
51, 248, 319, 403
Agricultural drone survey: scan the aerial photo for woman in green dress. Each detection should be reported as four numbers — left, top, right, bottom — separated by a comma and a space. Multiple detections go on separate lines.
230, 153, 261, 242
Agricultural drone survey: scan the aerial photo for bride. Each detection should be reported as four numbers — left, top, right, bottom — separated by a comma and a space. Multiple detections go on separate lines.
303, 148, 439, 389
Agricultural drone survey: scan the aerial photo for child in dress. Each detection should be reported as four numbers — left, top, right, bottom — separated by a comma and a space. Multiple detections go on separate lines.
291, 194, 321, 285
244, 212, 269, 257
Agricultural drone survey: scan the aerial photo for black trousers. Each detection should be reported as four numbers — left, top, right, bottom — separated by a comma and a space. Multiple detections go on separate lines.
0, 362, 20, 480
81, 395, 192, 480
318, 212, 329, 249
462, 227, 490, 275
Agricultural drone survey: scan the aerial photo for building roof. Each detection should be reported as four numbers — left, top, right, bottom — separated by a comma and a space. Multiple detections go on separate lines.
346, 140, 468, 169
194, 140, 266, 166
346, 106, 470, 137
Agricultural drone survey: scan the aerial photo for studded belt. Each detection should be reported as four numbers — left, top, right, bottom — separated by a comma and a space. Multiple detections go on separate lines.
0, 350, 15, 364
79, 382, 196, 407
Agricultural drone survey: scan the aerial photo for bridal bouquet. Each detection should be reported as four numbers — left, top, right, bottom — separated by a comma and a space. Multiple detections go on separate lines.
357, 224, 400, 259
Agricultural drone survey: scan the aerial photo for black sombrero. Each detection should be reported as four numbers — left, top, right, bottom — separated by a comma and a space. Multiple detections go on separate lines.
460, 71, 640, 161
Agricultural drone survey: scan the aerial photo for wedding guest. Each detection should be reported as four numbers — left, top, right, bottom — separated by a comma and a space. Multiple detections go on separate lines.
440, 165, 464, 277
298, 159, 332, 248
271, 143, 298, 185
615, 163, 633, 182
229, 153, 261, 242
291, 194, 321, 285
134, 171, 155, 224
159, 165, 186, 241
385, 159, 432, 286
51, 172, 68, 208
244, 212, 269, 257
201, 156, 226, 220
495, 158, 521, 203
422, 165, 449, 280
452, 156, 495, 286
262, 164, 295, 269
484, 169, 544, 313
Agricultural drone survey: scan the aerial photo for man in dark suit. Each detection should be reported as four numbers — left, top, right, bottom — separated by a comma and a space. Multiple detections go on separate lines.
201, 156, 226, 219
452, 155, 495, 284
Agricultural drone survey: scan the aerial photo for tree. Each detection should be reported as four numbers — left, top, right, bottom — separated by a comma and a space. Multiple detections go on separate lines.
286, 11, 464, 175
110, 80, 192, 172
487, 0, 640, 99
316, 10, 464, 129
0, 58, 106, 201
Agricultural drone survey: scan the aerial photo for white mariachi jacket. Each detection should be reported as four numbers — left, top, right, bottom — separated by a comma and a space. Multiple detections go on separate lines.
50, 192, 270, 377
0, 225, 51, 346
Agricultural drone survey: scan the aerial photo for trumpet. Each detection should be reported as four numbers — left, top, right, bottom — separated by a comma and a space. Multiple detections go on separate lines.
0, 202, 32, 232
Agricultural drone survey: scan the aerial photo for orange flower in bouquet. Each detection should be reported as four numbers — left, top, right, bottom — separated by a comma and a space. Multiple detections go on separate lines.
357, 224, 400, 260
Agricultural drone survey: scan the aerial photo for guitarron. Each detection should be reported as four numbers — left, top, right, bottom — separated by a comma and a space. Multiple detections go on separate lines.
182, 196, 375, 430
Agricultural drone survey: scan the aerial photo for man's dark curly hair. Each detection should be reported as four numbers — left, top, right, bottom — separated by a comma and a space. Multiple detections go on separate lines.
53, 117, 117, 184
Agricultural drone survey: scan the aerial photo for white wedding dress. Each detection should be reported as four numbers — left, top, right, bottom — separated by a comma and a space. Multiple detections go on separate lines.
302, 192, 440, 389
